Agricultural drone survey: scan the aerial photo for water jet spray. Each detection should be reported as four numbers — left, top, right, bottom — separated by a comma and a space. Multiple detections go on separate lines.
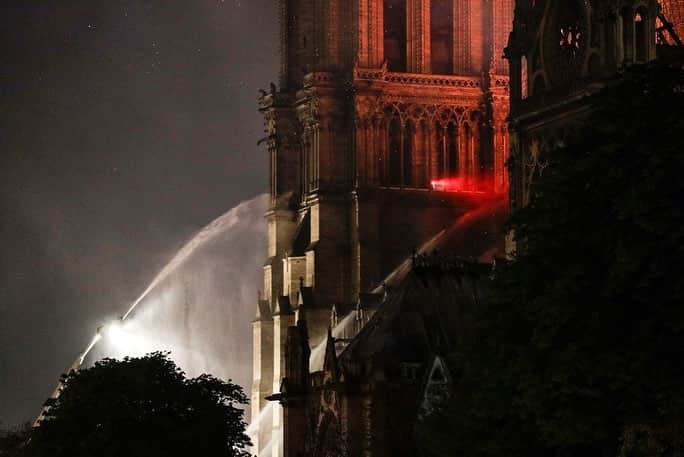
36, 194, 268, 427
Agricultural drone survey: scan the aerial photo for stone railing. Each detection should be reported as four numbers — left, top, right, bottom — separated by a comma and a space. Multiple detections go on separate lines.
355, 66, 482, 88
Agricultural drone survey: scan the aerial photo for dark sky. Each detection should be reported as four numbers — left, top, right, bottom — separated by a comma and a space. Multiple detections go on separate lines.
0, 0, 276, 426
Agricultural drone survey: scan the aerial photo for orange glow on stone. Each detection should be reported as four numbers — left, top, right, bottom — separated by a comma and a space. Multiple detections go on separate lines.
430, 177, 494, 194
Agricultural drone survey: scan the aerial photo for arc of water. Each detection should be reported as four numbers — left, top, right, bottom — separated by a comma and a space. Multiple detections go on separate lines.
74, 196, 267, 365
122, 203, 249, 320
38, 195, 268, 426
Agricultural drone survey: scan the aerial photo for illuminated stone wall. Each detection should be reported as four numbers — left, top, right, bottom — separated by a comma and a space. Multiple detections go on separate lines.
661, 0, 684, 37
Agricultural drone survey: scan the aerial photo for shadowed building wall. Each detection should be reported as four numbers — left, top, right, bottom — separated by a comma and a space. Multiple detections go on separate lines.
504, 0, 682, 254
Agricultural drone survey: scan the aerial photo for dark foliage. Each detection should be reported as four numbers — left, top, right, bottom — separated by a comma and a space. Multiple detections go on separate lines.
420, 60, 684, 457
0, 423, 31, 457
26, 352, 251, 457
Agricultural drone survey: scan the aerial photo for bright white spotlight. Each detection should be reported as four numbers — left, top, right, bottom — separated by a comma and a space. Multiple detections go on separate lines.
96, 318, 127, 344
96, 318, 150, 358
104, 321, 125, 343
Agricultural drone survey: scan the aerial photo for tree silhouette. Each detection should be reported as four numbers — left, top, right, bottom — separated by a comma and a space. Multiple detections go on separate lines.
27, 352, 251, 457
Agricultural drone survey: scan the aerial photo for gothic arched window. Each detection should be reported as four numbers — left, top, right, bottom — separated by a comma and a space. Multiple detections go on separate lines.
621, 7, 635, 64
417, 120, 429, 188
635, 8, 649, 62
435, 122, 445, 178
521, 55, 529, 99
404, 120, 414, 187
430, 0, 454, 74
384, 0, 407, 72
462, 122, 474, 180
388, 118, 402, 186
447, 123, 458, 176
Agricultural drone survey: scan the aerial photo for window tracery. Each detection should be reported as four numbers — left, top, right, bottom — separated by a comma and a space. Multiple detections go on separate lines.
355, 97, 495, 192
559, 20, 583, 61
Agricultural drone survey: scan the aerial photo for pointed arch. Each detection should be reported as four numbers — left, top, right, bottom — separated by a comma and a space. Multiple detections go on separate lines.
460, 122, 473, 182
521, 55, 529, 99
388, 117, 402, 186
403, 119, 415, 187
417, 119, 430, 188
635, 6, 649, 62
434, 121, 446, 179
446, 122, 459, 176
621, 6, 635, 64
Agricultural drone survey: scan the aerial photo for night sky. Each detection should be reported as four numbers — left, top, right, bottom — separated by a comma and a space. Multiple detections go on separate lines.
1, 1, 277, 426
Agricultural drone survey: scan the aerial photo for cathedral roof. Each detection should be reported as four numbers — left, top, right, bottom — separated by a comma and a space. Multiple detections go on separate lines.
308, 197, 507, 375
338, 256, 491, 384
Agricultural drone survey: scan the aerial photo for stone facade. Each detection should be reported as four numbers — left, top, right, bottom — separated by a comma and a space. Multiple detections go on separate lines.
252, 1, 514, 456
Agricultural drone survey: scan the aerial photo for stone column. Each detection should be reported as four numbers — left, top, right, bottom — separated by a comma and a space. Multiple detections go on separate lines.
271, 308, 295, 457
359, 0, 385, 68
647, 7, 657, 61
369, 119, 378, 183
382, 121, 389, 185
312, 124, 320, 190
407, 0, 431, 73
302, 128, 310, 195
621, 9, 635, 64
414, 121, 430, 188
251, 312, 273, 456
602, 9, 619, 71
278, 0, 289, 89
454, 0, 471, 74
493, 121, 508, 193
399, 120, 405, 188
424, 121, 431, 185
458, 122, 468, 182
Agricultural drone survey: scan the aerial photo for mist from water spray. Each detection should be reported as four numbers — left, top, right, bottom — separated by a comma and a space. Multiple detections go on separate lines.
121, 197, 264, 321
84, 194, 268, 398
246, 402, 274, 438
309, 311, 361, 372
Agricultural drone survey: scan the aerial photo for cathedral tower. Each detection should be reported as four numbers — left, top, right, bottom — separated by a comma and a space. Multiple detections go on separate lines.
252, 1, 513, 455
